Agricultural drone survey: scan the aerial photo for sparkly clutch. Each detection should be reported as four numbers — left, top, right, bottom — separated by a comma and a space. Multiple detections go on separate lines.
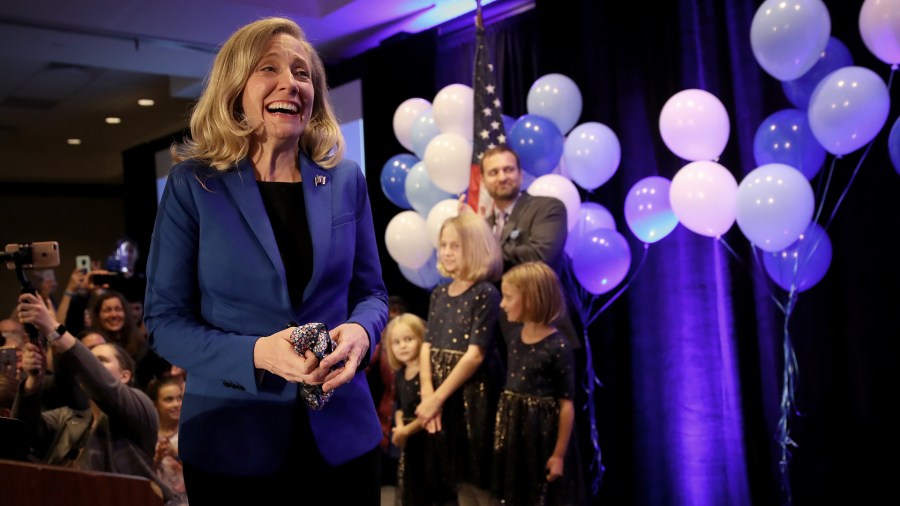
289, 322, 344, 410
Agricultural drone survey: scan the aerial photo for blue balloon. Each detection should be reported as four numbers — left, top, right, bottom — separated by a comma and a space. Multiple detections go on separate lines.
762, 222, 832, 292
380, 154, 417, 209
410, 110, 441, 160
782, 37, 853, 111
571, 228, 631, 295
508, 114, 565, 177
399, 252, 449, 290
889, 116, 900, 177
753, 108, 826, 180
405, 161, 454, 216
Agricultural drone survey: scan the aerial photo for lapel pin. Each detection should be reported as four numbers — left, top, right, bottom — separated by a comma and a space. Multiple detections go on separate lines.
314, 175, 327, 186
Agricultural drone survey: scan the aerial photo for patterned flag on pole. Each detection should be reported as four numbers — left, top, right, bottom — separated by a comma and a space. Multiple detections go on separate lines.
468, 5, 507, 214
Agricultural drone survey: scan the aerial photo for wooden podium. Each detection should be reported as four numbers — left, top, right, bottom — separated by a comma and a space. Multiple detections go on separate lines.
0, 459, 163, 506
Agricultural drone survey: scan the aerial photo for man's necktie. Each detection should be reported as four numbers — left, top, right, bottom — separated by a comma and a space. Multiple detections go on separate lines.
494, 211, 507, 240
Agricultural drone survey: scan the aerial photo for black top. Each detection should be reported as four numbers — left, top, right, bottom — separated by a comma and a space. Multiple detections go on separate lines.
257, 181, 313, 311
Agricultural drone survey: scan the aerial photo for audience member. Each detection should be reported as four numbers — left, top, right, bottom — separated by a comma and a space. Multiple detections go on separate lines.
12, 292, 172, 502
147, 376, 188, 505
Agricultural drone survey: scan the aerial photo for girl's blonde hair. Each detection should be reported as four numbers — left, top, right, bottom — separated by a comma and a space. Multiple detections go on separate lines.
383, 313, 426, 371
437, 213, 502, 282
171, 17, 344, 170
502, 261, 566, 325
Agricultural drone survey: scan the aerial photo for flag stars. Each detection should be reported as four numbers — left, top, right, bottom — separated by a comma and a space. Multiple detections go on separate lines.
493, 98, 501, 108
480, 129, 490, 139
490, 121, 500, 130
486, 84, 495, 94
483, 107, 493, 116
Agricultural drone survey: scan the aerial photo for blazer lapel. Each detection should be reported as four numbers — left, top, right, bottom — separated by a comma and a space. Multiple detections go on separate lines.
221, 160, 286, 282
501, 192, 528, 242
299, 154, 332, 302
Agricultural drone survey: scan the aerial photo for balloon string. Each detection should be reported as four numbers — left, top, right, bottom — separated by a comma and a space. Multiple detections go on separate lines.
585, 242, 648, 327
822, 139, 875, 233
777, 287, 800, 506
810, 156, 837, 228
718, 236, 785, 313
580, 324, 605, 496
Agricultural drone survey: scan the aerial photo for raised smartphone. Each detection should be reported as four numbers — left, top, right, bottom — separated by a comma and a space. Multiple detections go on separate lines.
76, 255, 91, 272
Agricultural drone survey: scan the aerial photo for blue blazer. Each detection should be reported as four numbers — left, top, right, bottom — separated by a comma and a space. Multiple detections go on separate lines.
144, 154, 388, 475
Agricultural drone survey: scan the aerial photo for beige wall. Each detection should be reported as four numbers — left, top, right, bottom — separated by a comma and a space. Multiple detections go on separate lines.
0, 194, 125, 317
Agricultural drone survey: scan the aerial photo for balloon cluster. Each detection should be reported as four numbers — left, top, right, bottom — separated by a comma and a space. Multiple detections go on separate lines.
382, 74, 635, 294
740, 0, 895, 292
382, 0, 897, 295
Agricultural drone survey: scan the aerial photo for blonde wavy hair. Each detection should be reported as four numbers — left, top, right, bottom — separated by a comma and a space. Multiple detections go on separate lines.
502, 261, 565, 325
437, 213, 502, 283
171, 17, 344, 170
383, 313, 426, 371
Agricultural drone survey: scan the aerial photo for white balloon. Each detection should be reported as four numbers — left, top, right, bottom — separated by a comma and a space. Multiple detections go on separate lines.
425, 199, 461, 248
423, 132, 473, 194
384, 210, 433, 269
659, 89, 730, 162
526, 174, 582, 231
859, 0, 900, 64
669, 160, 738, 237
392, 98, 431, 152
432, 84, 474, 141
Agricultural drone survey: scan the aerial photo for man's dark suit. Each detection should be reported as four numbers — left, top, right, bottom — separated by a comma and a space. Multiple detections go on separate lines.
488, 192, 581, 349
489, 192, 568, 274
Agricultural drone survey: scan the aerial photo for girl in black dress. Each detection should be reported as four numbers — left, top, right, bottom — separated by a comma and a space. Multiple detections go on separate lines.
494, 261, 586, 505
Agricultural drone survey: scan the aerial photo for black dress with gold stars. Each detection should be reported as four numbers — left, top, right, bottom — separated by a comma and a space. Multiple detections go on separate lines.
492, 329, 586, 506
424, 280, 500, 492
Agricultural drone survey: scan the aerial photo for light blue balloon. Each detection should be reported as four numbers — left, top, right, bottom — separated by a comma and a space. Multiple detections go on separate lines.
564, 122, 621, 191
808, 66, 891, 155
571, 228, 631, 295
526, 73, 583, 134
508, 114, 565, 177
889, 116, 900, 177
399, 252, 449, 290
380, 154, 417, 209
753, 108, 826, 180
564, 202, 616, 258
750, 0, 831, 81
624, 176, 679, 243
410, 110, 441, 160
405, 161, 454, 216
782, 37, 853, 110
763, 222, 832, 292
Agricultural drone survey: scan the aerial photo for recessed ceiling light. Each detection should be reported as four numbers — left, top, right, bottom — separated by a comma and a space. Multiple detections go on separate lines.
138, 99, 155, 107
105, 117, 121, 124
67, 138, 82, 145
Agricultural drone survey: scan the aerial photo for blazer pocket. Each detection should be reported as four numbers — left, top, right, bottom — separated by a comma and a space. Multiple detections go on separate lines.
332, 212, 355, 227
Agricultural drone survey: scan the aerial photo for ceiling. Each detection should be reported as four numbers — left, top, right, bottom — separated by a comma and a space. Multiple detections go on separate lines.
0, 0, 520, 184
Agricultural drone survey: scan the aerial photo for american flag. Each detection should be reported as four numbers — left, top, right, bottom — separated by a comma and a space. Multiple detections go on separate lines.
468, 5, 507, 214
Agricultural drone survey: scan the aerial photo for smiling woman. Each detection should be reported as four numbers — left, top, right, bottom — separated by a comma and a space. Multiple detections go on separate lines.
143, 16, 388, 504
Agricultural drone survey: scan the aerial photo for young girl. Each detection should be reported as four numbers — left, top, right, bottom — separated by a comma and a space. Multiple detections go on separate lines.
417, 212, 502, 506
147, 376, 188, 505
494, 261, 586, 505
386, 312, 435, 506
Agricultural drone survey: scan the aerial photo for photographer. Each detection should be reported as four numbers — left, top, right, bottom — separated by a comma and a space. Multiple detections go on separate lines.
12, 292, 173, 502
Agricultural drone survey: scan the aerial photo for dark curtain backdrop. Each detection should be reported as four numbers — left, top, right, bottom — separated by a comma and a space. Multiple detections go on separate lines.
328, 1, 898, 505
